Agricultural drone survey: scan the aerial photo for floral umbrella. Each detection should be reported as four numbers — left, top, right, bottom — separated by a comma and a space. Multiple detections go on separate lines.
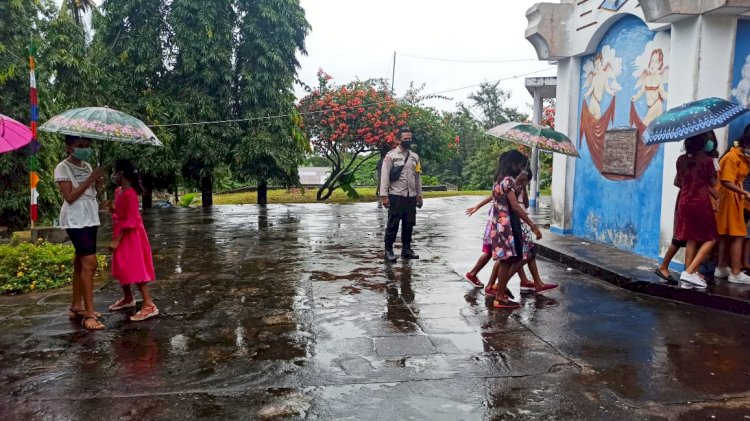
39, 107, 162, 146
486, 122, 579, 157
643, 97, 749, 145
0, 113, 33, 154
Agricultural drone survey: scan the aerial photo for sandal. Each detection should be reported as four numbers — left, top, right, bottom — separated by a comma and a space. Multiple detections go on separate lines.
108, 298, 136, 311
68, 308, 101, 319
82, 316, 105, 330
653, 268, 676, 283
493, 298, 521, 309
130, 305, 159, 322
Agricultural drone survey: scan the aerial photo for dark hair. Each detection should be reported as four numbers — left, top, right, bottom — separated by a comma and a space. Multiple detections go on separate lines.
722, 124, 750, 158
113, 159, 144, 195
398, 126, 412, 138
495, 150, 528, 182
64, 135, 81, 146
684, 134, 706, 154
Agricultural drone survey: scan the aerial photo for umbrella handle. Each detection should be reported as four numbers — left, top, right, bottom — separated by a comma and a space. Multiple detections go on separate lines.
99, 141, 108, 200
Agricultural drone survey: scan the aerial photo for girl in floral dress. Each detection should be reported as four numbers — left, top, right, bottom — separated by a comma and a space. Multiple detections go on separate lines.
485, 150, 543, 308
108, 160, 159, 321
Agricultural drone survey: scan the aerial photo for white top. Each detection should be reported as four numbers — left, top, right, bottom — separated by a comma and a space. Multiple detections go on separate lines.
54, 160, 100, 229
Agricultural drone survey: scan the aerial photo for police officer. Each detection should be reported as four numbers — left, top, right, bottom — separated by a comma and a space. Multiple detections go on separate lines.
379, 127, 423, 262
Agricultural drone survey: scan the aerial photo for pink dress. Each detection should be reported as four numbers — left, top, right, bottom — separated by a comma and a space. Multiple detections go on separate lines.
112, 187, 155, 285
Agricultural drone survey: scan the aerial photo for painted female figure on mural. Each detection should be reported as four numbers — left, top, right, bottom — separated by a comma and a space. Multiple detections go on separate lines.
579, 46, 621, 174
625, 33, 670, 179
632, 48, 669, 126
732, 55, 750, 108
584, 52, 621, 119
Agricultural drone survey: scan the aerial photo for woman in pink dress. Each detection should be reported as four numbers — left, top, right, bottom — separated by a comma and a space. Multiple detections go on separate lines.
107, 160, 159, 321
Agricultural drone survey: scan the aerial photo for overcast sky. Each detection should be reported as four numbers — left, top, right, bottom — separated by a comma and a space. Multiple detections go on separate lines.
63, 0, 554, 115
296, 0, 556, 115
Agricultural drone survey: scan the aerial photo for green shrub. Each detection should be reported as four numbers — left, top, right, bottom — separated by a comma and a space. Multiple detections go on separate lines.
180, 193, 197, 207
421, 175, 440, 186
0, 242, 107, 294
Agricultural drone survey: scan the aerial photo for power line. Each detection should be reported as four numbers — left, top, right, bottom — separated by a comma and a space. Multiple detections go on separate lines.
148, 66, 557, 128
398, 52, 539, 64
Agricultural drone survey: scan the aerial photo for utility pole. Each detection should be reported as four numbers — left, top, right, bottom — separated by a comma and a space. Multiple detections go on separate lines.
391, 51, 396, 94
530, 88, 542, 212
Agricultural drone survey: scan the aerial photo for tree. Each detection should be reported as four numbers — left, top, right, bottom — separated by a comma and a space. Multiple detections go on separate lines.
64, 0, 95, 26
465, 81, 528, 129
169, 0, 235, 207
233, 0, 310, 205
92, 0, 178, 207
538, 98, 556, 190
298, 71, 405, 200
398, 83, 455, 178
433, 109, 493, 188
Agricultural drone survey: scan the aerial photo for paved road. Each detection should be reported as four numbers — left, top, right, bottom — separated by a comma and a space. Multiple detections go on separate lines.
1, 197, 749, 420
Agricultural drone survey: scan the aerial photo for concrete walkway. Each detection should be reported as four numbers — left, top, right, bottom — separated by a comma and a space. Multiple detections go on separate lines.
1, 197, 749, 420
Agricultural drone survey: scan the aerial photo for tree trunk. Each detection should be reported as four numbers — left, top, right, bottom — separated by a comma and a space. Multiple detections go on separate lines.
142, 189, 153, 209
258, 179, 268, 205
201, 173, 213, 207
316, 166, 340, 201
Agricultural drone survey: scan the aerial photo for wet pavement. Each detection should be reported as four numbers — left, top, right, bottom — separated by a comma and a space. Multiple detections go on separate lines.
1, 197, 750, 420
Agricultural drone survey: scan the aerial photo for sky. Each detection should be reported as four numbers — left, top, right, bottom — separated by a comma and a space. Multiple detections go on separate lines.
59, 0, 555, 116
295, 0, 556, 115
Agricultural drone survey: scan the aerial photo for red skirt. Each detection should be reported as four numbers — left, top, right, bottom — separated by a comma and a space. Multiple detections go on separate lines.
674, 198, 719, 242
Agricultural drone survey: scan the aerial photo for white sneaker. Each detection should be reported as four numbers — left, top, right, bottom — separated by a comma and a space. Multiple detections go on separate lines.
680, 271, 707, 288
714, 267, 731, 278
679, 281, 696, 290
728, 272, 750, 285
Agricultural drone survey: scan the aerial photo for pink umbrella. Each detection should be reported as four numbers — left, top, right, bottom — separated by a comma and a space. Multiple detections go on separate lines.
0, 114, 33, 154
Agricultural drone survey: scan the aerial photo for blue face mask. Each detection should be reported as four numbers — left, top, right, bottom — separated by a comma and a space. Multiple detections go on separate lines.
704, 140, 715, 152
72, 147, 92, 161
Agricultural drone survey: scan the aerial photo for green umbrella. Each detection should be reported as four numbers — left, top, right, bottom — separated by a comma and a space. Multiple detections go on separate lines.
486, 122, 579, 157
39, 106, 162, 146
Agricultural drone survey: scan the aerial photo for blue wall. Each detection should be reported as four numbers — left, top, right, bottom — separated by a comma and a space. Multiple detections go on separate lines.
729, 20, 750, 144
573, 16, 666, 258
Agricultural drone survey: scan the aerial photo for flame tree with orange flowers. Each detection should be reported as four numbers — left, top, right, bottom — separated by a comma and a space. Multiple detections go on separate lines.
298, 70, 407, 201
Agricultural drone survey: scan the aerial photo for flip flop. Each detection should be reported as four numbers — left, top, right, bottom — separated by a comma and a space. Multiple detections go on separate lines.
653, 268, 677, 284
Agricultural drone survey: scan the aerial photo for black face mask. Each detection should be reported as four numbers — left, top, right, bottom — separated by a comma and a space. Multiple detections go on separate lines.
400, 140, 412, 149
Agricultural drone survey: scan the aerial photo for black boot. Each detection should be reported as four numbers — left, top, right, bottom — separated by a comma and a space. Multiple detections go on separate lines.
385, 249, 397, 262
401, 249, 419, 259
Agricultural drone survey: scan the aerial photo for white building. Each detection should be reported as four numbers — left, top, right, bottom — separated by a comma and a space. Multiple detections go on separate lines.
298, 167, 330, 185
525, 0, 750, 261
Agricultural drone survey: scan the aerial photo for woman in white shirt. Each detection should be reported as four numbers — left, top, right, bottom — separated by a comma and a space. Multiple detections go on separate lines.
54, 136, 105, 330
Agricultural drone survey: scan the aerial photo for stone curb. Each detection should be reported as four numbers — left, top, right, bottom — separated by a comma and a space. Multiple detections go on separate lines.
534, 236, 750, 317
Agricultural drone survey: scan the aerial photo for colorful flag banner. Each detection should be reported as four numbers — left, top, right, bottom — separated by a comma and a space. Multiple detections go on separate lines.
29, 42, 39, 225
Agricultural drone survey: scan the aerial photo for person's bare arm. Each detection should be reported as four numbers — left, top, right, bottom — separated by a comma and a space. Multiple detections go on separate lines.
466, 195, 492, 216
709, 183, 719, 200
720, 180, 750, 198
508, 190, 541, 240
56, 167, 104, 204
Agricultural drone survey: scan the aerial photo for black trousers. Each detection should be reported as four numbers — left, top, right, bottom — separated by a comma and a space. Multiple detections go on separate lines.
385, 195, 417, 251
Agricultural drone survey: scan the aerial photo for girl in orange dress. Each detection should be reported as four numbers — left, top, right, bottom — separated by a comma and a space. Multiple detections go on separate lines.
715, 125, 750, 284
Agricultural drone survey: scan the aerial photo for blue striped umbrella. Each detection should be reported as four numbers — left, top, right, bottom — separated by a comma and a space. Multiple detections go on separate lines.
643, 97, 748, 145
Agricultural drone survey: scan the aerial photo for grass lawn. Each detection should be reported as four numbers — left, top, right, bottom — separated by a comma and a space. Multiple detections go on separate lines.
210, 187, 492, 205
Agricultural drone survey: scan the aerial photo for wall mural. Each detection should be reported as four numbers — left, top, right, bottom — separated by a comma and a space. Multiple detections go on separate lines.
729, 20, 750, 144
573, 15, 668, 257
579, 29, 669, 180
